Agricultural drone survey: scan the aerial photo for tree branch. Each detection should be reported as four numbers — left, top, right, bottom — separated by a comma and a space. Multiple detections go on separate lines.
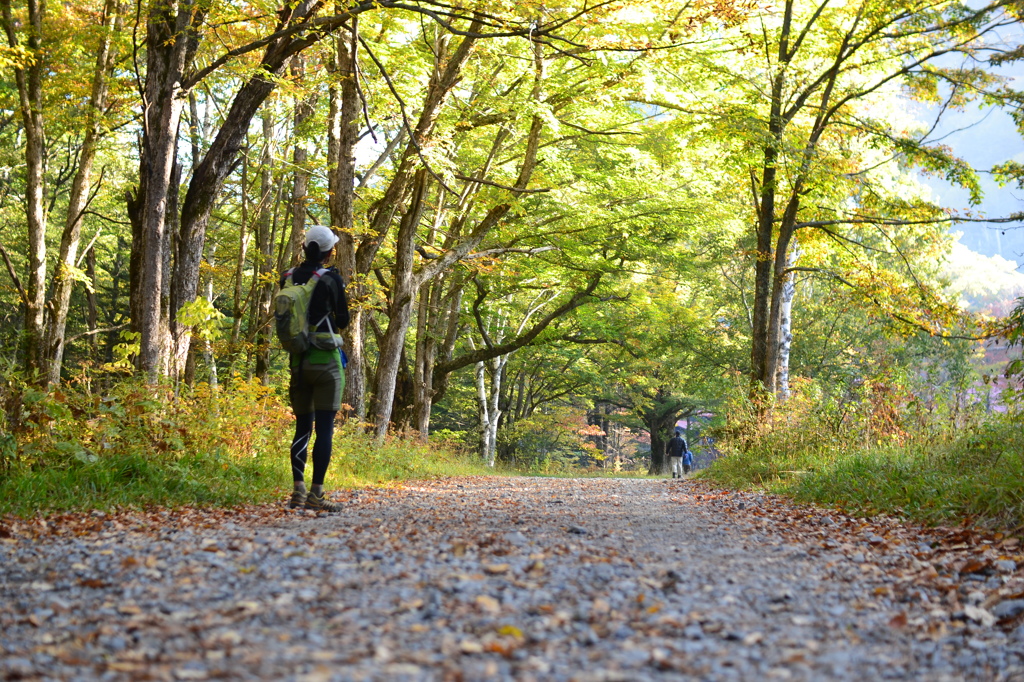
435, 274, 603, 376
66, 323, 129, 343
0, 240, 28, 306
784, 266, 996, 340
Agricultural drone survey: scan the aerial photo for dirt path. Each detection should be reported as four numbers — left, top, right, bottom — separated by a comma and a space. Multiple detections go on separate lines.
2, 476, 1023, 681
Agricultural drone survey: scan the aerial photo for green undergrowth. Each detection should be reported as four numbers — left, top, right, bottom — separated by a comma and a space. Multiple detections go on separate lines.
706, 410, 1024, 530
0, 377, 489, 517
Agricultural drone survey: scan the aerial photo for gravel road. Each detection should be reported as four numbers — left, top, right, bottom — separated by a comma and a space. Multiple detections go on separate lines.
2, 476, 1023, 681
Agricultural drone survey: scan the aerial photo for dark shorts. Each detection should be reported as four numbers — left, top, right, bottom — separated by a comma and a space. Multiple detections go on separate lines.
289, 348, 346, 414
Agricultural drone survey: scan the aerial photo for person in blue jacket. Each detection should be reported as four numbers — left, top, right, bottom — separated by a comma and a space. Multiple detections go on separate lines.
666, 428, 691, 479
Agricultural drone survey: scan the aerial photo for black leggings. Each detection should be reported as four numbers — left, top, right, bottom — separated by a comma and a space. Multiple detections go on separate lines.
290, 410, 336, 485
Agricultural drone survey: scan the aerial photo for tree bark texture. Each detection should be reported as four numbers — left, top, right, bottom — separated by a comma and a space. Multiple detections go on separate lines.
168, 0, 366, 378
127, 0, 204, 380
776, 244, 798, 400
327, 23, 362, 416
2, 0, 48, 377
43, 0, 120, 385
252, 111, 276, 383
372, 170, 430, 441
288, 55, 317, 269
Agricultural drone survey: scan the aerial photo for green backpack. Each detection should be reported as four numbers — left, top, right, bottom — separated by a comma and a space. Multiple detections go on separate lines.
275, 268, 343, 354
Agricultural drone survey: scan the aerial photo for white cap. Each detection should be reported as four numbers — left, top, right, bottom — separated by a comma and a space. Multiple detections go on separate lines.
304, 225, 339, 251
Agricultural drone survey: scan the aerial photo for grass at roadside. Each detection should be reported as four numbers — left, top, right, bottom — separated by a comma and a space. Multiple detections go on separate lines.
0, 378, 490, 517
703, 417, 1024, 530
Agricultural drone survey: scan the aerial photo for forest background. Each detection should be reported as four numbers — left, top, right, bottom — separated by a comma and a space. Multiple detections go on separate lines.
2, 0, 1024, 524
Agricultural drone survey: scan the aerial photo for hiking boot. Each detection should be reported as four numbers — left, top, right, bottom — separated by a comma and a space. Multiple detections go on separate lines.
304, 491, 342, 513
288, 490, 307, 509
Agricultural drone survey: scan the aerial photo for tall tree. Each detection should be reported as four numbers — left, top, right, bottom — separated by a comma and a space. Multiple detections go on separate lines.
1, 0, 47, 375
42, 0, 122, 385
734, 0, 1015, 397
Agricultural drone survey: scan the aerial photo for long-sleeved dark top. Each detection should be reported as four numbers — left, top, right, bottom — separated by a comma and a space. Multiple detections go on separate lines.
280, 262, 350, 333
666, 435, 688, 458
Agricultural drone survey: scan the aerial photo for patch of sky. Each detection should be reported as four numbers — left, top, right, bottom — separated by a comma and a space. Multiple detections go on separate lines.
908, 25, 1024, 267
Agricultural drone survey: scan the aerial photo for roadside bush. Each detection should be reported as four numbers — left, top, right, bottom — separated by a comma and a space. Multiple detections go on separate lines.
0, 373, 485, 517
707, 375, 1024, 529
0, 375, 292, 514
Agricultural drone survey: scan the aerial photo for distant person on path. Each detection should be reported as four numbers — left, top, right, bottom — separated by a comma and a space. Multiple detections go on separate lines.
280, 225, 350, 512
667, 428, 690, 479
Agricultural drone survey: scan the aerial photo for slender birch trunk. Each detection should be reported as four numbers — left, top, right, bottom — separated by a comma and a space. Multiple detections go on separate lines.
1, 0, 47, 377
475, 358, 492, 465
776, 244, 799, 400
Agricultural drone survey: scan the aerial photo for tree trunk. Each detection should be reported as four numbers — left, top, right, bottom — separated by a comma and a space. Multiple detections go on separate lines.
85, 246, 98, 354
348, 26, 481, 424
288, 55, 317, 268
485, 355, 505, 466
412, 279, 437, 439
168, 0, 347, 378
413, 281, 462, 436
230, 152, 251, 355
749, 0, 793, 397
252, 111, 276, 383
372, 170, 429, 441
129, 0, 203, 381
42, 0, 120, 385
776, 243, 799, 399
327, 22, 362, 416
2, 0, 47, 378
371, 36, 546, 440
645, 391, 682, 475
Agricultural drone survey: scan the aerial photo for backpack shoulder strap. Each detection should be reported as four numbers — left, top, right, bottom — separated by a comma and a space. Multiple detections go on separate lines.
310, 268, 334, 332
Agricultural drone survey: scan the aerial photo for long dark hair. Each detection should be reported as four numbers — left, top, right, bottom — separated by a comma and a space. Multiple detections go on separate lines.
303, 242, 328, 264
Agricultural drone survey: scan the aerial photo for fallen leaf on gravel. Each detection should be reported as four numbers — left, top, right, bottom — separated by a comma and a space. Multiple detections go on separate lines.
743, 632, 764, 645
496, 624, 523, 639
483, 563, 509, 574
475, 595, 500, 614
889, 612, 908, 628
459, 639, 483, 654
961, 559, 991, 575
398, 598, 424, 612
964, 605, 996, 627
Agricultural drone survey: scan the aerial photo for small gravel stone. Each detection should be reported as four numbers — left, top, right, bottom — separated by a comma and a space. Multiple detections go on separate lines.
993, 600, 1024, 620
0, 477, 1018, 682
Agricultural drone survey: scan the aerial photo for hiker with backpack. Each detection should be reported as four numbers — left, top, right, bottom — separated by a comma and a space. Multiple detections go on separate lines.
276, 225, 350, 513
667, 428, 690, 479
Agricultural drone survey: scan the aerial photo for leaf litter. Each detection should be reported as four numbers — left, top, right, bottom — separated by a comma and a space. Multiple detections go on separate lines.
1, 476, 1023, 680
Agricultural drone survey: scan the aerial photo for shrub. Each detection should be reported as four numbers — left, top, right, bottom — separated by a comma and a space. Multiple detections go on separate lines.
707, 376, 1024, 528
0, 373, 485, 516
